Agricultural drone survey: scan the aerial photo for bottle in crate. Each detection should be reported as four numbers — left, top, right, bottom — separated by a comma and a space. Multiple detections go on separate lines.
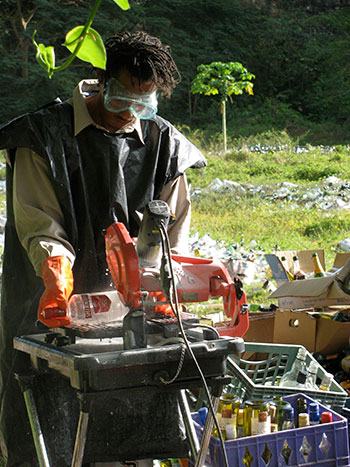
268, 397, 293, 431
280, 347, 307, 387
243, 399, 271, 436
212, 394, 240, 440
319, 371, 334, 391
281, 406, 295, 430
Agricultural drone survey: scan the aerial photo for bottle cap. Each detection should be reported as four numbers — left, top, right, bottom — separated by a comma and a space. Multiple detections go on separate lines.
309, 402, 319, 413
321, 412, 333, 423
298, 413, 310, 427
283, 406, 294, 420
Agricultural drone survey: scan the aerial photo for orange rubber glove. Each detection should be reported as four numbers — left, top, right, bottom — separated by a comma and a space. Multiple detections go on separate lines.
38, 256, 74, 328
150, 291, 185, 317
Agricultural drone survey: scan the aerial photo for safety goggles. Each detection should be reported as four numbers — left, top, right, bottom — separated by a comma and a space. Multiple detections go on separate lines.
103, 78, 158, 119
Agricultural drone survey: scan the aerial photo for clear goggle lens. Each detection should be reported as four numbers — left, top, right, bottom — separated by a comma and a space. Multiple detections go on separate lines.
103, 78, 158, 119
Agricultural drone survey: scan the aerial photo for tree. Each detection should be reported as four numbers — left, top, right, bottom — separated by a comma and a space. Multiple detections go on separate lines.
191, 61, 255, 153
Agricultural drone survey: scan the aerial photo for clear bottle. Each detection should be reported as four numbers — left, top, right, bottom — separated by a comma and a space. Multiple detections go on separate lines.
66, 291, 128, 326
305, 361, 319, 390
312, 252, 325, 277
281, 406, 295, 430
280, 347, 307, 387
292, 255, 305, 280
319, 372, 334, 391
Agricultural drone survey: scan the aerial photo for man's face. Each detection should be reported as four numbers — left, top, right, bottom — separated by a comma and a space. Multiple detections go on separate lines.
102, 68, 157, 131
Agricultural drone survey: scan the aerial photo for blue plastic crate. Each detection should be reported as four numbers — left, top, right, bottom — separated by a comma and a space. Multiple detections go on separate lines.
191, 393, 350, 467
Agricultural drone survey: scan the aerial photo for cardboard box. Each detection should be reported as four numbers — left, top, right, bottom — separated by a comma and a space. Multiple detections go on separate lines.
273, 309, 350, 354
243, 312, 275, 343
265, 250, 350, 309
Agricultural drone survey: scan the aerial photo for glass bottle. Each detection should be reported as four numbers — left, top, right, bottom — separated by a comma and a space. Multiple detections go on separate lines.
267, 397, 293, 431
312, 252, 325, 277
42, 291, 129, 326
280, 347, 307, 387
236, 408, 244, 438
319, 372, 334, 391
296, 397, 308, 427
280, 255, 294, 281
282, 406, 295, 430
305, 361, 319, 390
213, 394, 240, 440
244, 399, 271, 436
293, 255, 305, 279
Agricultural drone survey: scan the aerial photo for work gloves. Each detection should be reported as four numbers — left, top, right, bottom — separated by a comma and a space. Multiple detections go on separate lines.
38, 256, 74, 328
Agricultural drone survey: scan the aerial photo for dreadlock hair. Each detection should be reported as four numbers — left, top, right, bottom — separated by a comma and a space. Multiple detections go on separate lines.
102, 31, 181, 98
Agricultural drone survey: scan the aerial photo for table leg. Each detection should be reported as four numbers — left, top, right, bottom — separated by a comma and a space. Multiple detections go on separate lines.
15, 374, 51, 467
71, 394, 93, 467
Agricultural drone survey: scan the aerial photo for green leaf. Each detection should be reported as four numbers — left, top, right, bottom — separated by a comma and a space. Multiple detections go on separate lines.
112, 0, 130, 10
64, 26, 106, 69
32, 30, 54, 75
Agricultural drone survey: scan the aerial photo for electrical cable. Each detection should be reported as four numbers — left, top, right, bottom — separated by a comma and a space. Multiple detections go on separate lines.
158, 222, 229, 467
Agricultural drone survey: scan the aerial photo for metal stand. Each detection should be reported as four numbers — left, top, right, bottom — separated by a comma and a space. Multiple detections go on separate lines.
194, 387, 223, 467
71, 394, 93, 467
14, 333, 244, 466
15, 374, 51, 467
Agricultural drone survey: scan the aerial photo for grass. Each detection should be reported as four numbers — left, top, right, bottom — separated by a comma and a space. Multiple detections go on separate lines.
184, 129, 350, 307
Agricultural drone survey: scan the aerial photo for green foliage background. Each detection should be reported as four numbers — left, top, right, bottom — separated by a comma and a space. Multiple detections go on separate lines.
1, 0, 350, 144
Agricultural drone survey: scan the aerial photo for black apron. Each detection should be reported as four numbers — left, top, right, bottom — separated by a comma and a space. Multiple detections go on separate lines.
0, 100, 206, 465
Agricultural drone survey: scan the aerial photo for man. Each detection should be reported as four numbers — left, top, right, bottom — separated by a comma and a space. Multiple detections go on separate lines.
0, 31, 206, 466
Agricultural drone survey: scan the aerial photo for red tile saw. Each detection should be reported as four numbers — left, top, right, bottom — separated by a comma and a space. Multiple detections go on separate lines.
105, 200, 249, 339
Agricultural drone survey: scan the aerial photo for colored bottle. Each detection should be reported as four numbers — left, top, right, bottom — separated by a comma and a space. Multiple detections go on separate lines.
267, 397, 293, 431
312, 252, 325, 277
243, 400, 271, 436
236, 408, 244, 438
282, 406, 295, 430
280, 255, 294, 281
213, 394, 240, 440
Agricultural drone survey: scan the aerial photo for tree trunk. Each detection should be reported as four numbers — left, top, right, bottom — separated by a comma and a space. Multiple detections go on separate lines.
221, 99, 227, 154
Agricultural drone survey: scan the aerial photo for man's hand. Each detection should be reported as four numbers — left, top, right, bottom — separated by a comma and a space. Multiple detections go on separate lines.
38, 256, 74, 328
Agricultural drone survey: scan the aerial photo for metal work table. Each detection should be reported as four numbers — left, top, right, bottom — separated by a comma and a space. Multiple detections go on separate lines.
14, 331, 244, 467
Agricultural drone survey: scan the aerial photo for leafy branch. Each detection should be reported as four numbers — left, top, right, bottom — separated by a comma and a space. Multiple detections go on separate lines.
191, 61, 255, 154
32, 0, 130, 78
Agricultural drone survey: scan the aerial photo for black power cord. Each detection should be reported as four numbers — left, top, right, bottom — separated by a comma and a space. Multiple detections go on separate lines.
158, 222, 229, 467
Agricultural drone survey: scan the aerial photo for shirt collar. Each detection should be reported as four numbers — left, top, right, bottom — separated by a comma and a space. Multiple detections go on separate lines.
72, 79, 144, 144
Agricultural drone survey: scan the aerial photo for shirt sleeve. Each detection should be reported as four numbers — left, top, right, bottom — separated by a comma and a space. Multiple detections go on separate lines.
13, 147, 76, 277
159, 174, 191, 255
